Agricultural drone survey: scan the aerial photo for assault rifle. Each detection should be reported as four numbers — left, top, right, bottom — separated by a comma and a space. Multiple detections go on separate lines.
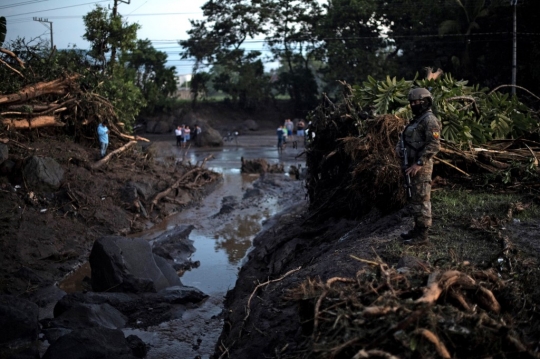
399, 137, 413, 198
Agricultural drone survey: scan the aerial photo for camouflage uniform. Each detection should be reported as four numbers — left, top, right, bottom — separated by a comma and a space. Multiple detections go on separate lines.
397, 110, 441, 230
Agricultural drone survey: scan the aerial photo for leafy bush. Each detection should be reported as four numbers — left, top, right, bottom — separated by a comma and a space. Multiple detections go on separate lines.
352, 73, 539, 147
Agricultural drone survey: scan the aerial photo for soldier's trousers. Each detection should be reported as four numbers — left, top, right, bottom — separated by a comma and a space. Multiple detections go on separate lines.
409, 160, 433, 229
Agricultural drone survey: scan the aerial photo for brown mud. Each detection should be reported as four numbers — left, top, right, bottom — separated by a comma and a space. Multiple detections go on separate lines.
2, 115, 540, 359
213, 194, 540, 358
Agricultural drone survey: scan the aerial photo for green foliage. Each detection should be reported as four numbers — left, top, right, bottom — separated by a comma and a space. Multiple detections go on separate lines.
83, 5, 140, 69
209, 50, 273, 109
95, 65, 146, 131
351, 72, 539, 146
121, 39, 177, 114
354, 75, 412, 115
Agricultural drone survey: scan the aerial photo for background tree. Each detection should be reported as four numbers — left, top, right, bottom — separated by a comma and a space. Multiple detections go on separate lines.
180, 0, 324, 115
82, 5, 139, 72
0, 16, 6, 47
315, 0, 393, 93
122, 39, 178, 114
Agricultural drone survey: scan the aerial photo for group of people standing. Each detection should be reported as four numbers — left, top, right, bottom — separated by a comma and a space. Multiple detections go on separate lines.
175, 124, 201, 148
277, 118, 306, 150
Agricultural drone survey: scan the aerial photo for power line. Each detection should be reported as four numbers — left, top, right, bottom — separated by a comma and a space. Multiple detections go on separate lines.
5, 0, 110, 18
0, 0, 49, 10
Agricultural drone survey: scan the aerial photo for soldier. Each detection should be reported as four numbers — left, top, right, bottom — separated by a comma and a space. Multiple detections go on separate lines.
396, 88, 441, 244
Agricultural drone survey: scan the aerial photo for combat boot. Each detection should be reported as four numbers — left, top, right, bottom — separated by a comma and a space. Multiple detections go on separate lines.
403, 227, 429, 245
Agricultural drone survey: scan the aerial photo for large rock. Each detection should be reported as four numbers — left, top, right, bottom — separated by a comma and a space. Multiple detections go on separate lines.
242, 119, 259, 131
153, 121, 171, 134
89, 236, 180, 293
46, 302, 127, 330
22, 156, 64, 191
150, 224, 195, 268
42, 327, 138, 359
0, 295, 40, 358
196, 126, 223, 147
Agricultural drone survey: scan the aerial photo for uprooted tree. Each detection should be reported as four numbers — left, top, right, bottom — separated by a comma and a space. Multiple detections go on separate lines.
304, 70, 540, 220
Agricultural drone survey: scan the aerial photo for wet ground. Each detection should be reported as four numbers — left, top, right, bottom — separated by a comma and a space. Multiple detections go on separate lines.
61, 133, 307, 359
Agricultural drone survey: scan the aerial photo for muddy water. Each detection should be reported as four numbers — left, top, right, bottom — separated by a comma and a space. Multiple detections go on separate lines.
121, 136, 306, 358
58, 135, 305, 358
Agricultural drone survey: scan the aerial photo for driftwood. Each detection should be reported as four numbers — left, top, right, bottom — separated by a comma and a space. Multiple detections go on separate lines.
0, 75, 79, 105
1, 116, 64, 129
149, 168, 199, 212
438, 138, 540, 176
90, 140, 137, 170
149, 155, 218, 212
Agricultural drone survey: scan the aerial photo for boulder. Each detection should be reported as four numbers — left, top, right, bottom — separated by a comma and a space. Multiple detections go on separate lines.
196, 126, 223, 147
242, 119, 259, 131
153, 285, 208, 304
150, 225, 195, 268
0, 295, 40, 358
153, 120, 170, 134
22, 156, 64, 191
54, 292, 139, 318
89, 236, 180, 293
153, 255, 182, 287
23, 284, 66, 320
145, 120, 158, 133
45, 302, 127, 330
42, 327, 138, 359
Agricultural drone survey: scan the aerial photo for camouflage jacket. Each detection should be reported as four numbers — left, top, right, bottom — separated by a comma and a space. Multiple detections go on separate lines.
397, 110, 442, 165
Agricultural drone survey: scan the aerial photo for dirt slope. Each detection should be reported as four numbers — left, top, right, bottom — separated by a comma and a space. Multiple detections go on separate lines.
213, 198, 540, 358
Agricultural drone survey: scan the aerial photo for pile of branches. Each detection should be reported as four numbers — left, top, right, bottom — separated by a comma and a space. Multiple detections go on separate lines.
305, 87, 408, 219
285, 259, 538, 359
0, 45, 141, 146
305, 81, 540, 221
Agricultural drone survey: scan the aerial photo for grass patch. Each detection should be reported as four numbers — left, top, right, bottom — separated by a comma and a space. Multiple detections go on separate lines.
381, 189, 540, 270
432, 188, 540, 221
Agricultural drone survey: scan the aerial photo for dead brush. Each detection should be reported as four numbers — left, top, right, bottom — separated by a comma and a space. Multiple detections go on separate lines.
284, 260, 536, 359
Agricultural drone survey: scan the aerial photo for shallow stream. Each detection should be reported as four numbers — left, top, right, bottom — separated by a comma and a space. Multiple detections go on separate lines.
61, 136, 306, 359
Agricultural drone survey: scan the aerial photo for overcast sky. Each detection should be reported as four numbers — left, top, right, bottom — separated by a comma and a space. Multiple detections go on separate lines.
2, 0, 219, 75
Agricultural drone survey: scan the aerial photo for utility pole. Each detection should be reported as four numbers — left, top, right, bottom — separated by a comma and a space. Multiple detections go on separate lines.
511, 0, 518, 96
110, 0, 131, 69
32, 17, 53, 50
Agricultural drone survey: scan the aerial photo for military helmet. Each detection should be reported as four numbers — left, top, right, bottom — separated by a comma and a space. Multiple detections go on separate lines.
408, 88, 432, 104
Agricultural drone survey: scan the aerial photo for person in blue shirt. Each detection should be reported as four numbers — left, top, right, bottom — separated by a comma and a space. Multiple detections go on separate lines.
277, 125, 285, 151
97, 122, 109, 158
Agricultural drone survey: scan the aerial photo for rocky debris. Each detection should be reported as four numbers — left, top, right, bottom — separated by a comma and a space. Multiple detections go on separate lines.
89, 236, 181, 293
241, 157, 284, 174
242, 119, 259, 131
145, 120, 171, 134
24, 285, 67, 320
126, 335, 149, 358
214, 195, 239, 216
42, 327, 139, 359
51, 286, 207, 329
51, 302, 127, 329
153, 285, 207, 305
23, 156, 64, 192
150, 224, 197, 272
0, 295, 40, 359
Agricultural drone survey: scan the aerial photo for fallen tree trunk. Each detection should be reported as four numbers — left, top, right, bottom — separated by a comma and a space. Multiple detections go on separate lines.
1, 116, 64, 129
0, 75, 79, 105
90, 140, 137, 170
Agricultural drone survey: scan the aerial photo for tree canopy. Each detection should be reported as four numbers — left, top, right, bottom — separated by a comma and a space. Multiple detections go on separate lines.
180, 0, 540, 114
